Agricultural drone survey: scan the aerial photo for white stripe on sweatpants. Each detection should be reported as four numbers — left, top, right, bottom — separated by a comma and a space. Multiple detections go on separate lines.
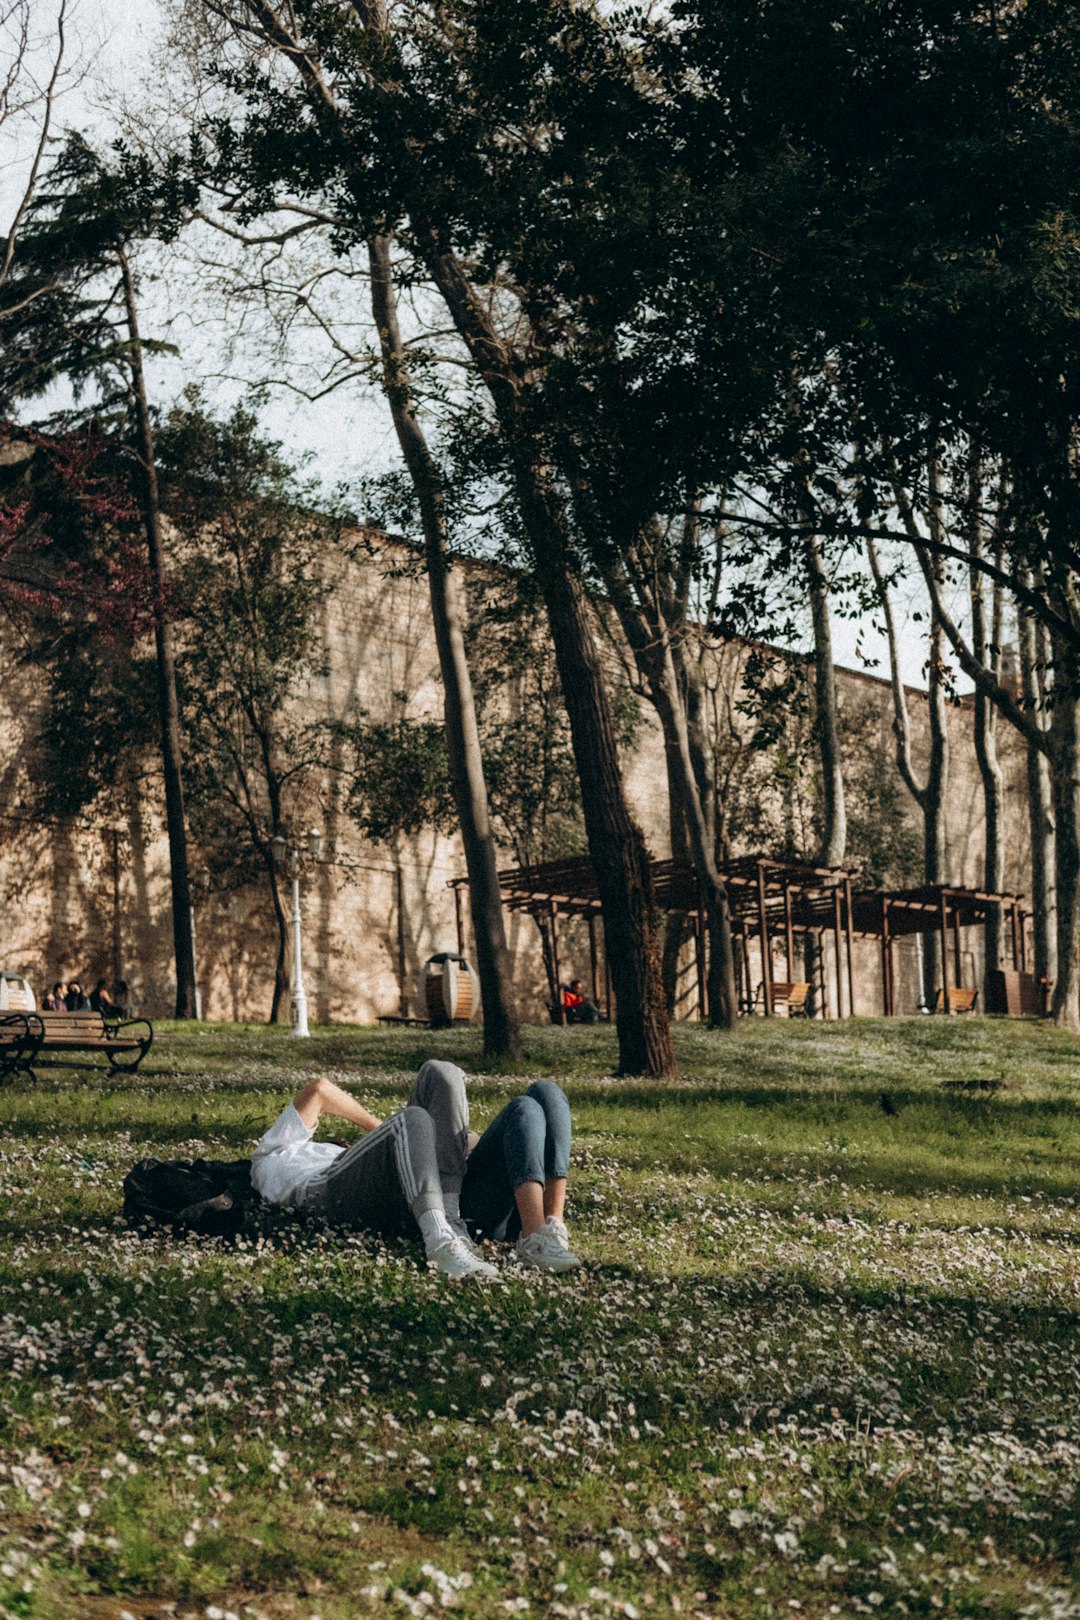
319, 1111, 420, 1209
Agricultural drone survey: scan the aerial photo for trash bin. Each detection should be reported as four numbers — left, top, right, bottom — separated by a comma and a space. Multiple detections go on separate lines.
0, 972, 35, 1012
420, 953, 480, 1028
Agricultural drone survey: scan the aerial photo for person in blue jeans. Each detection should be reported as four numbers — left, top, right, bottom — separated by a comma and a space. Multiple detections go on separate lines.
251, 1060, 582, 1278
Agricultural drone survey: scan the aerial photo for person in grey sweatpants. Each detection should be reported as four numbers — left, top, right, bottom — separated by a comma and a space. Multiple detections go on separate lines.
309, 1060, 473, 1237
253, 1059, 582, 1275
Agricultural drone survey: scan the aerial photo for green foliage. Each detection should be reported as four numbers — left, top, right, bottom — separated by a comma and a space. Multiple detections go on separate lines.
156, 396, 337, 895
335, 567, 631, 863
467, 575, 592, 866
0, 132, 194, 413
341, 716, 457, 843
839, 696, 923, 888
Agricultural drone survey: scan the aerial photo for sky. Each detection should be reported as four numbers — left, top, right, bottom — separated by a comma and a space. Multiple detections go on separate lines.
1, 0, 954, 694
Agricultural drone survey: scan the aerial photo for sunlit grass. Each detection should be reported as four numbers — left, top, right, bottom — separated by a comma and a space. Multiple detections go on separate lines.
1, 1016, 1079, 1618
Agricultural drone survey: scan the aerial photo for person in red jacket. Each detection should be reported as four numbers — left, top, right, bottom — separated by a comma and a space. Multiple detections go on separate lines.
561, 979, 600, 1024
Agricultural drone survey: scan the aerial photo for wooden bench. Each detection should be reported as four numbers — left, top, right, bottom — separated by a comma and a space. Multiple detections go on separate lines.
772, 981, 811, 1018
0, 1013, 43, 1083
742, 981, 811, 1017
20, 1010, 154, 1078
934, 987, 978, 1015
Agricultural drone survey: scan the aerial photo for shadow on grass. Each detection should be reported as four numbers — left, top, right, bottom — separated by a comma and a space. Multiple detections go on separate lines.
2, 1236, 1076, 1447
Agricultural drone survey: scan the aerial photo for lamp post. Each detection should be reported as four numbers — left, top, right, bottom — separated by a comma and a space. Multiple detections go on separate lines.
108, 823, 125, 986
271, 827, 324, 1038
190, 869, 211, 1022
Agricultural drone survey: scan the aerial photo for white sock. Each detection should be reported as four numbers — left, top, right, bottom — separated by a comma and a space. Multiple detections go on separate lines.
417, 1207, 455, 1253
443, 1191, 461, 1221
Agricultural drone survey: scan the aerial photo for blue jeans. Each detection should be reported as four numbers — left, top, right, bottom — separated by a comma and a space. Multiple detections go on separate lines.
460, 1079, 572, 1239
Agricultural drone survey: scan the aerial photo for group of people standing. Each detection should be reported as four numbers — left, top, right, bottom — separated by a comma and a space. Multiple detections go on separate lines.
42, 977, 132, 1015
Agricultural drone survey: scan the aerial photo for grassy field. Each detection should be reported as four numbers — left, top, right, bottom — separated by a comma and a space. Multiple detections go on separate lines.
1, 1016, 1079, 1620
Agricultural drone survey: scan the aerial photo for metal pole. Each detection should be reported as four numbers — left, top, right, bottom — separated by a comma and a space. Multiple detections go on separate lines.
111, 829, 122, 986
756, 862, 774, 1015
939, 892, 951, 1013
189, 902, 202, 1021
695, 904, 707, 1020
843, 877, 856, 1018
914, 929, 928, 1012
549, 900, 565, 1024
291, 865, 310, 1038
397, 865, 408, 1018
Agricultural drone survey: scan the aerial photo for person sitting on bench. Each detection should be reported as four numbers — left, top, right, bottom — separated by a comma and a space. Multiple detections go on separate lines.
561, 979, 600, 1024
251, 1060, 583, 1279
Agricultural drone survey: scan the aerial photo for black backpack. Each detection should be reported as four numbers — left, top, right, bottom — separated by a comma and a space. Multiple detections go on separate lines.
123, 1157, 260, 1238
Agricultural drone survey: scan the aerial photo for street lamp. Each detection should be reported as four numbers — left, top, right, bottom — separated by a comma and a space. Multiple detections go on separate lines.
108, 823, 125, 986
271, 827, 324, 1038
190, 868, 211, 1022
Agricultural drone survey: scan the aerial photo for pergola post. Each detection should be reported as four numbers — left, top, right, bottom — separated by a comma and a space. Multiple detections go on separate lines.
695, 899, 707, 1021
454, 884, 465, 958
880, 894, 892, 1015
1011, 902, 1021, 971
549, 900, 565, 1023
756, 862, 774, 1015
736, 930, 750, 1014
939, 891, 951, 1012
843, 877, 856, 1017
832, 888, 844, 1018
588, 912, 600, 1005
783, 881, 795, 980
952, 902, 963, 989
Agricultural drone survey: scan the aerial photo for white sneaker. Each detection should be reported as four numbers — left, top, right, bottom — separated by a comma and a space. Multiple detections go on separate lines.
448, 1216, 484, 1257
515, 1216, 583, 1273
428, 1237, 498, 1279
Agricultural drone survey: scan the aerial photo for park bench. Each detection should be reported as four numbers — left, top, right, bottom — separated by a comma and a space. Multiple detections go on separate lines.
19, 1010, 154, 1078
741, 981, 811, 1017
934, 986, 978, 1015
772, 981, 810, 1017
0, 1013, 43, 1083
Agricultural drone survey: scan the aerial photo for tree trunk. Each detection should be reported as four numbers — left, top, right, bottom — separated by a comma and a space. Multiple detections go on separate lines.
119, 249, 197, 1019
866, 527, 946, 1004
922, 610, 950, 999
969, 535, 1005, 970
662, 772, 690, 1014
267, 855, 289, 1024
367, 234, 521, 1060
600, 560, 738, 1029
683, 654, 719, 856
1049, 679, 1080, 1029
805, 534, 846, 866
973, 684, 1005, 970
416, 241, 673, 1073
235, 0, 670, 1068
1018, 608, 1057, 990
540, 562, 674, 1074
967, 462, 1007, 971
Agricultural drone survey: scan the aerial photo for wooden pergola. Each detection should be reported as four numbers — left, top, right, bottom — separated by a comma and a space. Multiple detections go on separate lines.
852, 884, 1028, 1015
450, 856, 1029, 1020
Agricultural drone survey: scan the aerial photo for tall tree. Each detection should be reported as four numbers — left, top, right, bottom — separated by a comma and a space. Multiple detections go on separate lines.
158, 398, 336, 1023
191, 0, 676, 1073
2, 137, 200, 1014
366, 234, 521, 1059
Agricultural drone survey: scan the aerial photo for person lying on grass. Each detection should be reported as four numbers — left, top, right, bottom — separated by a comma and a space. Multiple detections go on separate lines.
251, 1060, 583, 1280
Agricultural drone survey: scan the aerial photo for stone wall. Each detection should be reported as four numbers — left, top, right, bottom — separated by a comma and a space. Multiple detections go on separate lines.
0, 529, 1035, 1024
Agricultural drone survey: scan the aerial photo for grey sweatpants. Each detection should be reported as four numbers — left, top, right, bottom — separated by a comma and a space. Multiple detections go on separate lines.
306, 1061, 470, 1236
